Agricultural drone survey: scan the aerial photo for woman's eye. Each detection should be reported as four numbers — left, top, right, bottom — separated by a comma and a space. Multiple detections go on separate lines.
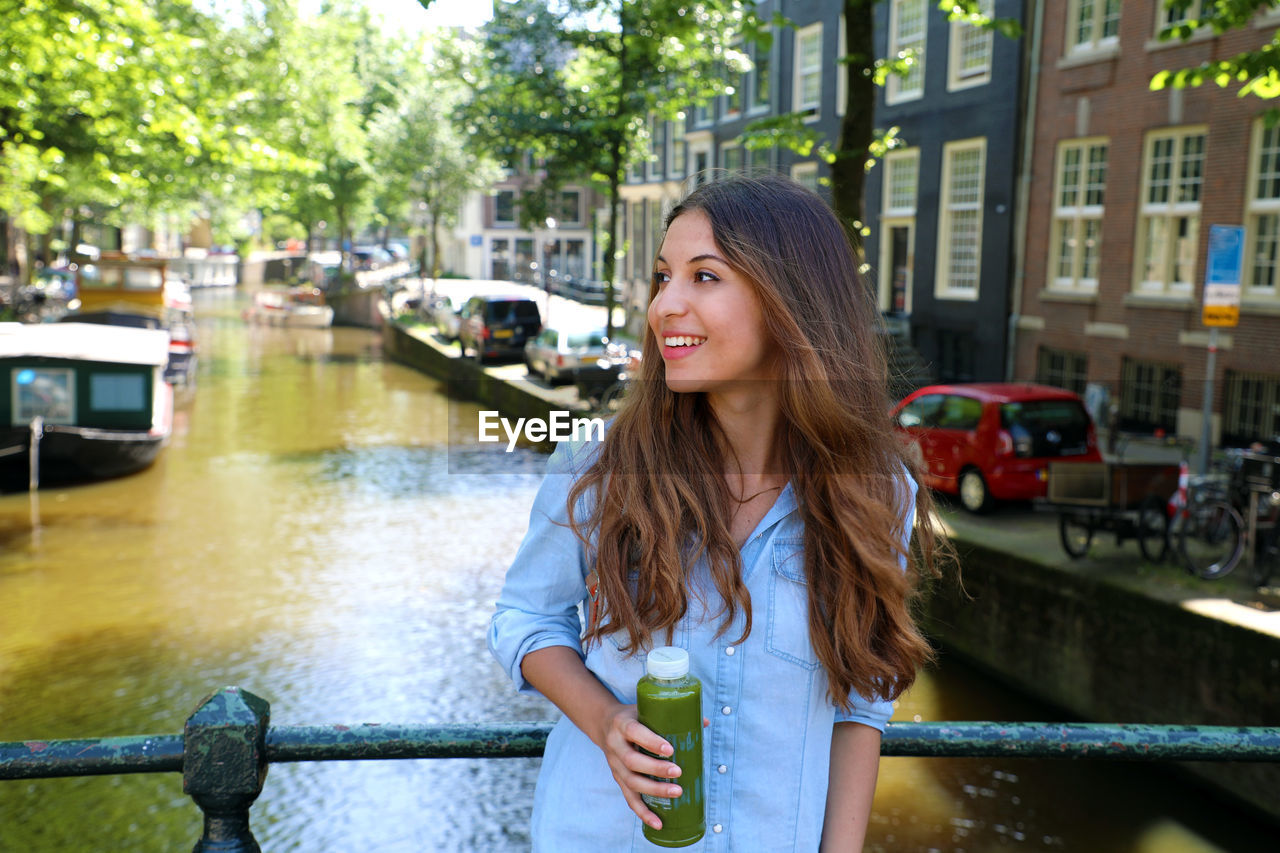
652, 271, 670, 287
695, 271, 720, 283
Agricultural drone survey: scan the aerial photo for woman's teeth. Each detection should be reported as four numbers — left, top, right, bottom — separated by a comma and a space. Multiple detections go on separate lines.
664, 336, 706, 347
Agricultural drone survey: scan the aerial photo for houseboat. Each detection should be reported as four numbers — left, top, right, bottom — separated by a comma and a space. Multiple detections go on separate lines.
0, 322, 173, 487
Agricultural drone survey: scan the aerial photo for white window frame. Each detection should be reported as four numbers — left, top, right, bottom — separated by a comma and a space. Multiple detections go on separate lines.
493, 189, 516, 226
1067, 0, 1121, 56
887, 0, 927, 104
1050, 137, 1108, 294
791, 161, 819, 192
836, 14, 847, 117
668, 114, 687, 180
1245, 118, 1280, 300
948, 0, 994, 91
720, 142, 743, 176
723, 42, 744, 119
646, 113, 665, 182
936, 137, 986, 301
880, 148, 919, 314
1156, 0, 1201, 33
748, 28, 772, 115
1134, 126, 1206, 296
793, 22, 823, 120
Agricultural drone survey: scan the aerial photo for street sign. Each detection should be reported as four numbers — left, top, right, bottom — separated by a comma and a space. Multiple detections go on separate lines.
1202, 224, 1243, 327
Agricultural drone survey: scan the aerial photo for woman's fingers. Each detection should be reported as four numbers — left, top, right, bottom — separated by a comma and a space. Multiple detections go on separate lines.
600, 708, 686, 828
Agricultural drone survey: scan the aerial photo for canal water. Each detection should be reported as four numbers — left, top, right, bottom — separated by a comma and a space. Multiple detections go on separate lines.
0, 291, 1274, 851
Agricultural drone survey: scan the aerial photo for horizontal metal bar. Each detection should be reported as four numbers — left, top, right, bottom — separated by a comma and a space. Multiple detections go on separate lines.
5, 722, 1280, 782
0, 734, 184, 780
879, 722, 1280, 761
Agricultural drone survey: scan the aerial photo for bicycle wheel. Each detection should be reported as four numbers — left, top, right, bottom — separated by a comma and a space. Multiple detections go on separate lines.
1135, 496, 1170, 564
1177, 501, 1245, 580
1059, 512, 1093, 559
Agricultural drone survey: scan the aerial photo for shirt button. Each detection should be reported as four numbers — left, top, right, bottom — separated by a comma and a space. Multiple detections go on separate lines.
717, 764, 727, 774
721, 705, 732, 715
725, 646, 735, 656
713, 824, 723, 833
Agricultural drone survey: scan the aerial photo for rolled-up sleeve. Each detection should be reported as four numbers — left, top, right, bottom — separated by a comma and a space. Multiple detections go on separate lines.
834, 469, 918, 728
488, 440, 595, 696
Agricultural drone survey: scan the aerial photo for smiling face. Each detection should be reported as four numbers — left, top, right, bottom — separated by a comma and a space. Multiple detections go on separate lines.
647, 210, 777, 395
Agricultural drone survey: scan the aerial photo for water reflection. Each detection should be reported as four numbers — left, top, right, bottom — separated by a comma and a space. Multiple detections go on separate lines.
0, 292, 1274, 851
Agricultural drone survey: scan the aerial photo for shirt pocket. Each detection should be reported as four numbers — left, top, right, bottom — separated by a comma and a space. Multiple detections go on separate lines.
766, 539, 821, 670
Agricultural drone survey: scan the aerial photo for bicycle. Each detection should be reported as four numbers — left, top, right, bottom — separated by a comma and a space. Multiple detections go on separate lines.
1170, 460, 1246, 580
1224, 445, 1280, 588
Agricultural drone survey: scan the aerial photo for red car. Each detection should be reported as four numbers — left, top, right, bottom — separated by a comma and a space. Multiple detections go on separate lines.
891, 382, 1103, 513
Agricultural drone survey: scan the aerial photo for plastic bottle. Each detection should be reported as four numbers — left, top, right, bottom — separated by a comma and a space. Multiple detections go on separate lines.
636, 646, 705, 848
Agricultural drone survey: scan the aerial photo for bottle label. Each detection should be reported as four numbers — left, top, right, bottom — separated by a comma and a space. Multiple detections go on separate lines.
639, 743, 674, 808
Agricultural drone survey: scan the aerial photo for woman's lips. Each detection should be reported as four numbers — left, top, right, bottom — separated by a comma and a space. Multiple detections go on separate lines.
661, 334, 706, 361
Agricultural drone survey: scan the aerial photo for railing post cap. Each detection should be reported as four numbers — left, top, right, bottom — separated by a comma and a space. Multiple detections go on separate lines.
183, 686, 270, 798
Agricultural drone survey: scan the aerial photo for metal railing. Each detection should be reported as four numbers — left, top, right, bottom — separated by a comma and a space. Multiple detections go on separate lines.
3, 686, 1279, 852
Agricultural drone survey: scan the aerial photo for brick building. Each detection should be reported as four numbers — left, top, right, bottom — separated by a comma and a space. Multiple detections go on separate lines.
1013, 1, 1280, 447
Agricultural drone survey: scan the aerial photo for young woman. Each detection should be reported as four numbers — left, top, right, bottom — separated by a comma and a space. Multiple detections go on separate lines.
489, 174, 945, 851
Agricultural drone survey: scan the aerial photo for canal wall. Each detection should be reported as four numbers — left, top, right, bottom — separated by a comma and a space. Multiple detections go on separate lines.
921, 539, 1280, 822
380, 318, 1280, 823
380, 320, 578, 445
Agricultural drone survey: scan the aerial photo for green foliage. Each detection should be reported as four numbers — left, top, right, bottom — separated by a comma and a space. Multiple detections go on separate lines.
1149, 0, 1280, 118
466, 0, 753, 300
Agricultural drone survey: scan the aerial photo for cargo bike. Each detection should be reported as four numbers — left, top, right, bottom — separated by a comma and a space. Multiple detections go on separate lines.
1044, 461, 1180, 563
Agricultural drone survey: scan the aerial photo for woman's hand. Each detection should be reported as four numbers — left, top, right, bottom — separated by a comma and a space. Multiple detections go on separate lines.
596, 703, 685, 830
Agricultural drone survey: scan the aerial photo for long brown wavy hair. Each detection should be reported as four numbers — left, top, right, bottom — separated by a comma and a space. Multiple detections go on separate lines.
567, 174, 945, 709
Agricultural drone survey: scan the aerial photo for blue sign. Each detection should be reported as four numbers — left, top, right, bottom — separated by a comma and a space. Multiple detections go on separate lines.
1205, 225, 1244, 286
469, 235, 483, 247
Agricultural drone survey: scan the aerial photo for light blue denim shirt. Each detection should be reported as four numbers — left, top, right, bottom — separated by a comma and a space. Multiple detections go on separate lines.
489, 438, 916, 852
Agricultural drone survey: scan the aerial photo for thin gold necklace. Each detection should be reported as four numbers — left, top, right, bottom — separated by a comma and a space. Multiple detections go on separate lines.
732, 484, 782, 504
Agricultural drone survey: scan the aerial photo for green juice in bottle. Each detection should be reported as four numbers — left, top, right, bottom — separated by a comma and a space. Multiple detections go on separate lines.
636, 646, 705, 848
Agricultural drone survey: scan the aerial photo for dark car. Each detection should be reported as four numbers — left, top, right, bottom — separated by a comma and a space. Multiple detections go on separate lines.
891, 382, 1103, 513
457, 295, 542, 363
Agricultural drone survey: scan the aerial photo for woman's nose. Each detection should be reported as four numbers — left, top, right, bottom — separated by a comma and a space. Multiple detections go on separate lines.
651, 280, 687, 318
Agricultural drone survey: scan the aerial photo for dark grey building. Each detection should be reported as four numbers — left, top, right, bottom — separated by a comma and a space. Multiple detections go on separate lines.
862, 0, 1028, 383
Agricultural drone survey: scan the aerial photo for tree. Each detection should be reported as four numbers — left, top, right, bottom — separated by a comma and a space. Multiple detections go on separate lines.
467, 0, 750, 338
742, 1, 1017, 232
368, 37, 502, 280
1150, 0, 1280, 116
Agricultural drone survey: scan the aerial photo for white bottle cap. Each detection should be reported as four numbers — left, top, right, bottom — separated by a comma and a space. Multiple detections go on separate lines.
646, 646, 689, 680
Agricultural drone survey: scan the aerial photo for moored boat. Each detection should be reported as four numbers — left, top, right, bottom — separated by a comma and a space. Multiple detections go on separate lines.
0, 322, 173, 488
243, 285, 334, 328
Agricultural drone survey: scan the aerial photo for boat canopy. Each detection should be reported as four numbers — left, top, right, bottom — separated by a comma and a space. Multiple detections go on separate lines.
0, 322, 170, 367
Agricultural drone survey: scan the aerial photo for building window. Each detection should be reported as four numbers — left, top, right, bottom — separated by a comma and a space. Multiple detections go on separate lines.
748, 146, 773, 175
669, 115, 687, 179
791, 162, 819, 192
723, 49, 744, 118
490, 238, 511, 279
949, 0, 993, 90
1136, 127, 1205, 295
1156, 0, 1200, 32
880, 148, 918, 314
694, 101, 712, 127
887, 0, 926, 103
1068, 0, 1121, 54
557, 190, 581, 226
1247, 119, 1280, 298
884, 149, 919, 216
1051, 138, 1107, 293
720, 143, 743, 175
1036, 347, 1088, 395
690, 145, 712, 185
647, 114, 666, 181
748, 31, 771, 113
1224, 370, 1280, 446
630, 200, 646, 281
936, 138, 986, 300
494, 190, 516, 225
1118, 357, 1181, 434
793, 22, 823, 119
936, 329, 976, 383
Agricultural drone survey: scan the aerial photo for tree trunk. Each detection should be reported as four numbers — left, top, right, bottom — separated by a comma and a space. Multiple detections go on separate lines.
603, 154, 621, 342
831, 2, 876, 242
430, 211, 441, 281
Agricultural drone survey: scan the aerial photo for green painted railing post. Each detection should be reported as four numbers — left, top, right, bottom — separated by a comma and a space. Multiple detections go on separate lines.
183, 687, 270, 853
